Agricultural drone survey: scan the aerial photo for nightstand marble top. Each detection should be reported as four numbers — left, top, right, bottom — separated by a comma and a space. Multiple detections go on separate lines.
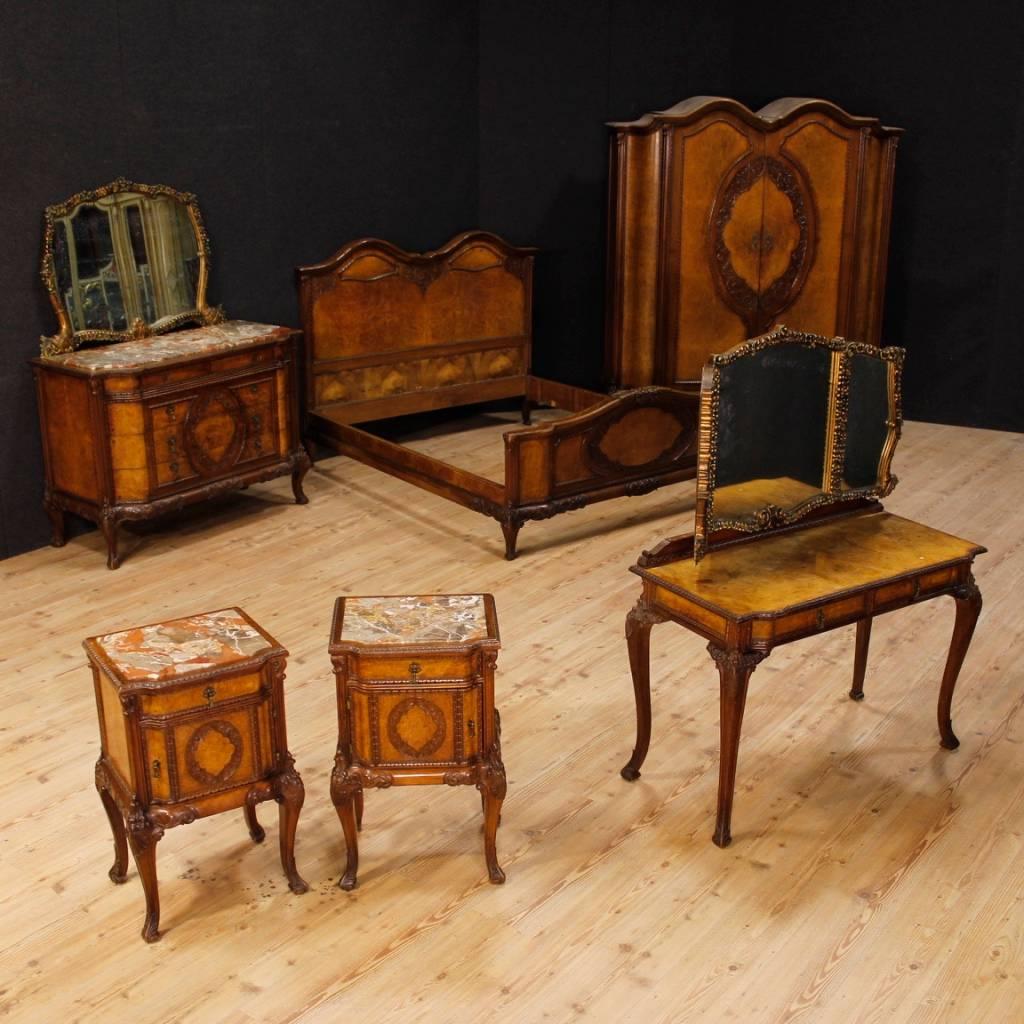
340, 595, 489, 645
91, 608, 273, 682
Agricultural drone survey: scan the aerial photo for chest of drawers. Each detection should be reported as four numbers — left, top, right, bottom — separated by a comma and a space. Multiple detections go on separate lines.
31, 320, 310, 568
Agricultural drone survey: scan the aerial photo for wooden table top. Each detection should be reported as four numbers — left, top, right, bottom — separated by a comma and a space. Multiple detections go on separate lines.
636, 512, 985, 618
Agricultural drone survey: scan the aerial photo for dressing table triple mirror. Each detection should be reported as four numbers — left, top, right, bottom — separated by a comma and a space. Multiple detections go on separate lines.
30, 179, 310, 568
621, 326, 985, 847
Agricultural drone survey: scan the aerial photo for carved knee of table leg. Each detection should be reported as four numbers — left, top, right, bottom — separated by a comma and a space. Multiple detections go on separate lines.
621, 600, 666, 781
274, 758, 309, 894
126, 810, 164, 943
938, 575, 983, 751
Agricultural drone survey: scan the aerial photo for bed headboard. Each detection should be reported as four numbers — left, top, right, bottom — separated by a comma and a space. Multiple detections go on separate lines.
297, 231, 536, 423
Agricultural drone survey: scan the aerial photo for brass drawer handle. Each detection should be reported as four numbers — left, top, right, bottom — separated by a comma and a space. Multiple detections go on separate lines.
203, 685, 216, 705
815, 608, 826, 631
152, 759, 161, 778
467, 719, 475, 737
169, 461, 179, 477
168, 436, 177, 450
166, 404, 176, 421
251, 414, 262, 430
409, 662, 422, 677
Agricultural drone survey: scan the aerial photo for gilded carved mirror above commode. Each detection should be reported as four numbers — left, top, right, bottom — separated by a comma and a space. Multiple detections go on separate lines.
40, 178, 224, 355
694, 326, 904, 560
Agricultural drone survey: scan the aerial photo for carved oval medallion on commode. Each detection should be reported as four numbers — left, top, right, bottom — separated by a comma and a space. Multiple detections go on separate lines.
182, 386, 247, 476
387, 697, 447, 759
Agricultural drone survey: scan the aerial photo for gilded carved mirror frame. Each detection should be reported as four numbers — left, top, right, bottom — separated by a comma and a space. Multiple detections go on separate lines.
693, 325, 904, 561
40, 178, 224, 356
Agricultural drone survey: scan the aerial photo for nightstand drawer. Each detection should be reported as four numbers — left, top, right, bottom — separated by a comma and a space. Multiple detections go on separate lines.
350, 653, 475, 683
139, 671, 264, 717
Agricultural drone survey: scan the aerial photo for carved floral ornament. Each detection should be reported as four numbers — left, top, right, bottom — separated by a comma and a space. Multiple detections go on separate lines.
693, 326, 905, 560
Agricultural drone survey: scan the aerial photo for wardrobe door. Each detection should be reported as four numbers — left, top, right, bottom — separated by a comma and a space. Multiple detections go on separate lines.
666, 116, 765, 383
761, 113, 863, 339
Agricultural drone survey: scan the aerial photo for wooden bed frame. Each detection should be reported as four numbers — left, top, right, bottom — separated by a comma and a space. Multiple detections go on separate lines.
298, 231, 699, 558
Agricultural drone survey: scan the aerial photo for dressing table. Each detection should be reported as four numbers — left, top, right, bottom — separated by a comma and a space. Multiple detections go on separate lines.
30, 179, 310, 568
620, 327, 985, 847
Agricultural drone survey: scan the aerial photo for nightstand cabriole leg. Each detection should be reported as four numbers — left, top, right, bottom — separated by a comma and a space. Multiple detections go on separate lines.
94, 762, 128, 884
331, 753, 361, 890
244, 789, 265, 843
126, 817, 163, 943
274, 761, 309, 894
480, 756, 507, 885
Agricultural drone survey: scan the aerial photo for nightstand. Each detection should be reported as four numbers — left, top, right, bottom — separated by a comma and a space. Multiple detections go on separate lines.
328, 594, 507, 889
85, 607, 308, 942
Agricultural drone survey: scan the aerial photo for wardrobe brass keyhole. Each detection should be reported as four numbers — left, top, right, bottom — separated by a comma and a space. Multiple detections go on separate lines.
152, 759, 161, 778
203, 685, 216, 705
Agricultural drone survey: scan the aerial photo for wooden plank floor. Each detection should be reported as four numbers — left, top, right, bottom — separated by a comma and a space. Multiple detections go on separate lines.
0, 416, 1021, 1023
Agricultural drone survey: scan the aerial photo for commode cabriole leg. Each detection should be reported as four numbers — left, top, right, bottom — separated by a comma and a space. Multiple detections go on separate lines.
707, 645, 767, 848
850, 618, 872, 700
937, 574, 983, 751
621, 601, 666, 781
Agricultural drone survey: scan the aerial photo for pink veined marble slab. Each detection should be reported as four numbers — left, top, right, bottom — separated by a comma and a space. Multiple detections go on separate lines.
92, 608, 272, 682
47, 320, 291, 372
341, 595, 489, 645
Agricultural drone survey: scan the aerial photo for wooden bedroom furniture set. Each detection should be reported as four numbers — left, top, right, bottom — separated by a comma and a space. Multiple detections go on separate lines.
33, 97, 987, 944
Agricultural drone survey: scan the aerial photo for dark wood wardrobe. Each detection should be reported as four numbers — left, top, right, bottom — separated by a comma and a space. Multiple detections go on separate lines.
604, 97, 903, 389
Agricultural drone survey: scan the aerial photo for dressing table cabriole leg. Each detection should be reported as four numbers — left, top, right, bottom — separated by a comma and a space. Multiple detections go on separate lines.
850, 618, 872, 700
707, 645, 767, 848
938, 574, 983, 751
274, 757, 309, 894
94, 761, 128, 884
125, 813, 163, 943
621, 601, 667, 781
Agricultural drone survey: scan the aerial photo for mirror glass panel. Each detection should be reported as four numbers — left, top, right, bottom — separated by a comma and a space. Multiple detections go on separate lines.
694, 328, 904, 560
713, 344, 831, 521
41, 179, 218, 355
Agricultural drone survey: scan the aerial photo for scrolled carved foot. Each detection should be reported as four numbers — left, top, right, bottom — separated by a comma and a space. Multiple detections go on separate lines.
620, 764, 641, 782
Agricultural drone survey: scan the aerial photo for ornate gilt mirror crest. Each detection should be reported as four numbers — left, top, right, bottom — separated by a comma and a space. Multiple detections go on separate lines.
40, 178, 225, 356
693, 325, 904, 561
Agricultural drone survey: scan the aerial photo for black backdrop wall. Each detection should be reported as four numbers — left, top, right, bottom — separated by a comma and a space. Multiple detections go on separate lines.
2, 1, 1022, 558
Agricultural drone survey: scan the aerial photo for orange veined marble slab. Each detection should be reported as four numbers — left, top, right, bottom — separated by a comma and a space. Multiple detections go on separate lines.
339, 595, 491, 645
90, 608, 274, 682
639, 513, 984, 618
45, 320, 292, 372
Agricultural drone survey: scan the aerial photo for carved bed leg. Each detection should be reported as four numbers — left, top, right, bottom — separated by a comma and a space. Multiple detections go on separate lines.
708, 645, 766, 848
46, 500, 66, 548
100, 513, 120, 570
126, 814, 163, 943
500, 514, 522, 560
291, 449, 311, 505
938, 575, 983, 751
95, 761, 128, 884
850, 618, 872, 700
274, 758, 309, 894
244, 789, 265, 843
621, 601, 666, 781
521, 397, 533, 425
480, 754, 507, 884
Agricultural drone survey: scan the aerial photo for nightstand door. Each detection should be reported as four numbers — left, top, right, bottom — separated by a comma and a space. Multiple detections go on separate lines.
142, 699, 274, 803
349, 682, 482, 768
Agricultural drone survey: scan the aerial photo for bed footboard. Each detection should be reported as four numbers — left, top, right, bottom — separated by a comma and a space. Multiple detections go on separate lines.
500, 386, 699, 557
